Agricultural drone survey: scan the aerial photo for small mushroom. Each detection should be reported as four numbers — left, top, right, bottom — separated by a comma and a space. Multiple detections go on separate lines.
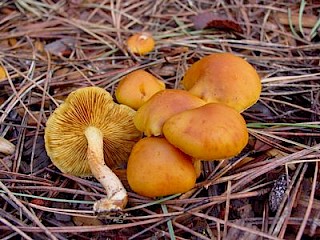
44, 86, 141, 213
115, 69, 165, 110
134, 89, 206, 136
127, 137, 196, 197
183, 53, 261, 112
0, 66, 7, 81
127, 32, 155, 55
163, 103, 249, 160
0, 136, 15, 155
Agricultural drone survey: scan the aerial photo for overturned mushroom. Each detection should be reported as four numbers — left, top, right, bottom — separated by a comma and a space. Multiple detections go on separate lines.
44, 87, 141, 213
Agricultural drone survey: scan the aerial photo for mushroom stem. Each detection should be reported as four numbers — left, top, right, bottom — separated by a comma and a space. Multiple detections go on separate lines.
84, 126, 128, 213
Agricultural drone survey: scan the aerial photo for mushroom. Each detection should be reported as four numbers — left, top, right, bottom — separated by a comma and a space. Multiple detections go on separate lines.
134, 89, 206, 136
115, 69, 165, 110
0, 136, 15, 155
0, 66, 7, 81
127, 137, 196, 197
127, 32, 155, 55
44, 86, 141, 213
163, 103, 249, 160
182, 52, 261, 112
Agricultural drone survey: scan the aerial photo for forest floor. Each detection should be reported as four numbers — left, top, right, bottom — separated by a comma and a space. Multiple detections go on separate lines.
0, 1, 320, 239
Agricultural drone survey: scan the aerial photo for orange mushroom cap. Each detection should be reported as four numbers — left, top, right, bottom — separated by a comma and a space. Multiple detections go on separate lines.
127, 137, 196, 197
183, 52, 261, 112
134, 89, 206, 136
127, 32, 155, 55
163, 103, 249, 160
115, 69, 165, 110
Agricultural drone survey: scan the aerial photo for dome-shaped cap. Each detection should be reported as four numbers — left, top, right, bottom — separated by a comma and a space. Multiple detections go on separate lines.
183, 53, 261, 112
127, 137, 196, 197
115, 69, 165, 110
163, 103, 249, 160
134, 89, 206, 136
127, 32, 155, 55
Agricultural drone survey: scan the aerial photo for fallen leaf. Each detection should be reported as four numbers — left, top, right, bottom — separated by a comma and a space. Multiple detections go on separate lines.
44, 37, 75, 56
159, 46, 189, 56
234, 156, 255, 169
53, 67, 71, 77
253, 139, 274, 152
30, 199, 47, 206
266, 148, 288, 158
191, 12, 243, 33
35, 40, 45, 53
151, 64, 176, 77
73, 215, 103, 226
8, 38, 17, 47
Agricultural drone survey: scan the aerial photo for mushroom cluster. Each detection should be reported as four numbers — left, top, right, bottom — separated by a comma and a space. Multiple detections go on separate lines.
44, 52, 261, 212
121, 52, 261, 198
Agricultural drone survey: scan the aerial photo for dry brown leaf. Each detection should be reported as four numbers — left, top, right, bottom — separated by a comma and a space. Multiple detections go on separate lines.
34, 40, 45, 53
30, 199, 48, 206
73, 216, 103, 226
53, 67, 71, 77
151, 64, 176, 77
44, 37, 75, 56
234, 157, 255, 169
266, 148, 288, 158
191, 12, 243, 33
160, 46, 189, 56
8, 38, 17, 47
253, 139, 274, 152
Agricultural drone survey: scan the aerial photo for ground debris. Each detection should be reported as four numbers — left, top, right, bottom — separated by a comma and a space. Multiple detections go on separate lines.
0, 1, 319, 239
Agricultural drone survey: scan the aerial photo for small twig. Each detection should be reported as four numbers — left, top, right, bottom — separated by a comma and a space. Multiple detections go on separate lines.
295, 161, 318, 239
0, 180, 58, 240
223, 181, 231, 238
0, 217, 33, 240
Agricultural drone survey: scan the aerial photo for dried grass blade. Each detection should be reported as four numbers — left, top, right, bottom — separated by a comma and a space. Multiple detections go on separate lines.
295, 161, 318, 239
